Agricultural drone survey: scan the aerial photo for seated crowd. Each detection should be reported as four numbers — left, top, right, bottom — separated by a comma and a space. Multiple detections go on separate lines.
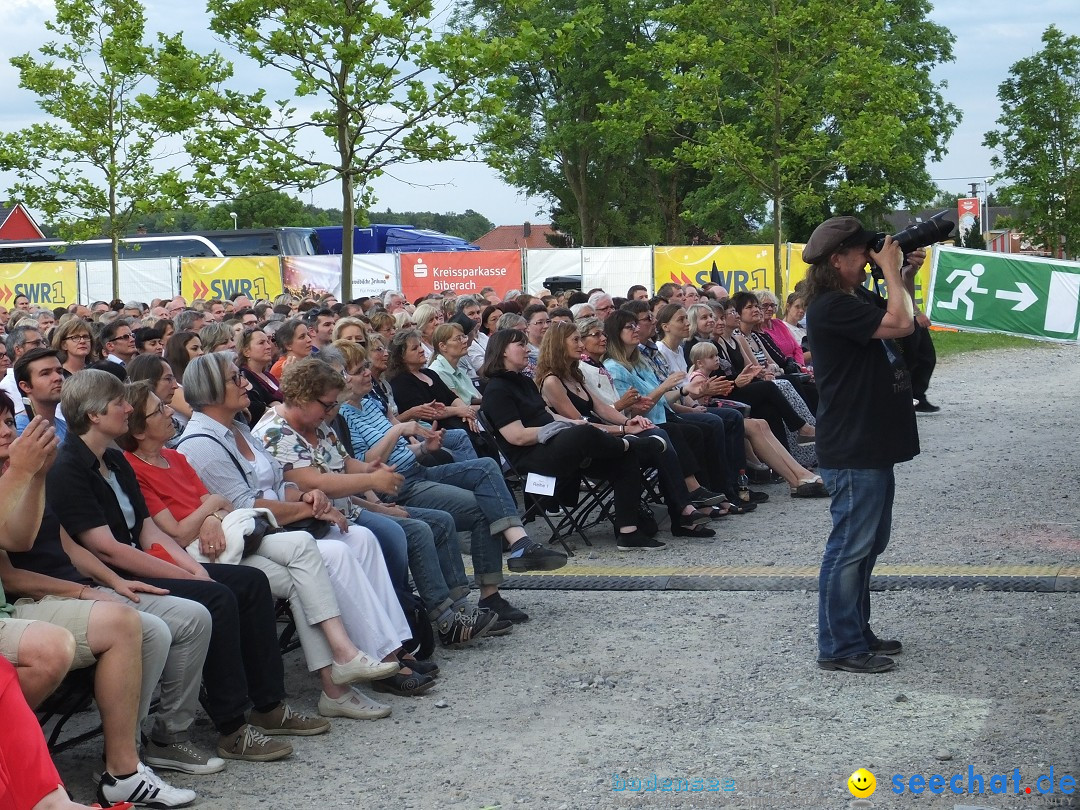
0, 282, 820, 809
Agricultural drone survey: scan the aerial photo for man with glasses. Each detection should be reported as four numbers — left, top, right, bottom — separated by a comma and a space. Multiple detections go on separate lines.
588, 292, 616, 321
0, 325, 46, 417
99, 320, 138, 368
165, 296, 187, 317
13, 348, 68, 441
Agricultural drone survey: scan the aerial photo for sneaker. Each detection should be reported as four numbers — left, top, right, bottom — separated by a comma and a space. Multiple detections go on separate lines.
330, 650, 400, 685
216, 724, 293, 762
248, 703, 331, 737
914, 399, 941, 414
318, 688, 391, 720
616, 531, 667, 551
143, 739, 226, 775
97, 763, 196, 808
477, 607, 513, 637
506, 540, 567, 572
687, 487, 727, 507
439, 609, 495, 648
478, 592, 530, 623
817, 652, 896, 673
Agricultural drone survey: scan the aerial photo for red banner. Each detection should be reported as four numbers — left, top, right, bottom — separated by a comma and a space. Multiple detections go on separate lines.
398, 250, 523, 301
958, 197, 980, 232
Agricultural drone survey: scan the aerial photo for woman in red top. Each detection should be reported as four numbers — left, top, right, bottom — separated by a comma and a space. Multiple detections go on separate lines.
269, 319, 313, 379
120, 383, 401, 722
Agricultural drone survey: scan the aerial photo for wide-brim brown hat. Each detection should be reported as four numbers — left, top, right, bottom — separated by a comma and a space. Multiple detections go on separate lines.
802, 216, 876, 264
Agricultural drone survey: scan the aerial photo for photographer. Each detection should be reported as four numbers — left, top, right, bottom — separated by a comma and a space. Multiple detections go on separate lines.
803, 217, 920, 674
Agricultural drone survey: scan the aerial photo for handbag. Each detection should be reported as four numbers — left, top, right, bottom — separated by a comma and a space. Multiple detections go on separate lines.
283, 516, 333, 539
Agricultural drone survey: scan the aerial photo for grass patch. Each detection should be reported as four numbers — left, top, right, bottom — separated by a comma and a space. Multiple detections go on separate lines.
931, 329, 1054, 359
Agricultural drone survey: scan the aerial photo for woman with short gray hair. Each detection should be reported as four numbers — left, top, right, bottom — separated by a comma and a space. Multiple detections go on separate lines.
49, 370, 324, 764
178, 353, 431, 698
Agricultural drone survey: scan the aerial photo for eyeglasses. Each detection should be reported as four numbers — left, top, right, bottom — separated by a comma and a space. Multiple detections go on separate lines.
229, 371, 246, 388
339, 368, 351, 382
315, 398, 340, 414
23, 338, 45, 349
637, 314, 655, 323
622, 323, 640, 331
530, 319, 550, 327
146, 401, 169, 418
761, 303, 777, 310
65, 334, 92, 343
583, 331, 605, 340
112, 333, 135, 341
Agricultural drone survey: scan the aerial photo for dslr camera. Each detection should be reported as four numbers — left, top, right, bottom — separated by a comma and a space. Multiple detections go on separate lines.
869, 211, 955, 278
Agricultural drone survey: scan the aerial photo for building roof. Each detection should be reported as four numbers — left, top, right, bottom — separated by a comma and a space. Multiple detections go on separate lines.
0, 203, 46, 239
472, 223, 563, 251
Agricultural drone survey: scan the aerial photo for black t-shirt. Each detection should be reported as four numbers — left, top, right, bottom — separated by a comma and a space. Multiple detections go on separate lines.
806, 287, 919, 469
47, 432, 150, 550
6, 504, 92, 588
481, 372, 554, 466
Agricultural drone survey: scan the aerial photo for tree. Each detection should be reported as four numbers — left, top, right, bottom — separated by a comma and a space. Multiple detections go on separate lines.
984, 25, 1080, 259
459, 0, 689, 246
610, 0, 958, 290
0, 0, 233, 296
960, 216, 986, 250
202, 0, 512, 291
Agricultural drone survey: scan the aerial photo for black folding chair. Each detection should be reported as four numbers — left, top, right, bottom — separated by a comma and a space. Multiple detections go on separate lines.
478, 411, 618, 555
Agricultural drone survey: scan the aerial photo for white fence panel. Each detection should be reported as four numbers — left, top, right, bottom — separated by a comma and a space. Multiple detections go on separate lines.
524, 248, 582, 293
80, 259, 178, 305
582, 246, 653, 297
351, 253, 399, 299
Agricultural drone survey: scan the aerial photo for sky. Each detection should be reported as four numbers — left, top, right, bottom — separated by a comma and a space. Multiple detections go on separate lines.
1, 0, 1078, 229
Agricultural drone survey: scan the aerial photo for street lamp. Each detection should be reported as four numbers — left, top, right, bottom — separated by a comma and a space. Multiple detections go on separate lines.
229, 212, 238, 230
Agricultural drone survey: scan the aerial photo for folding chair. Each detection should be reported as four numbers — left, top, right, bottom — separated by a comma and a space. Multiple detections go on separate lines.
477, 411, 616, 555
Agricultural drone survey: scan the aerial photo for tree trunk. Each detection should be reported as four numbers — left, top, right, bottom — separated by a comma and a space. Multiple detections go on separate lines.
338, 110, 353, 297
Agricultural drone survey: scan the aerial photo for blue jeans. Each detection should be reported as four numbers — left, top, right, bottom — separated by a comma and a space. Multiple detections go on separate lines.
817, 467, 896, 660
442, 428, 478, 461
353, 507, 467, 619
352, 510, 409, 594
398, 457, 522, 586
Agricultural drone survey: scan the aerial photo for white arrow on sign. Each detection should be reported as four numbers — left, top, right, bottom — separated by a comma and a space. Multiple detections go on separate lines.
995, 282, 1038, 312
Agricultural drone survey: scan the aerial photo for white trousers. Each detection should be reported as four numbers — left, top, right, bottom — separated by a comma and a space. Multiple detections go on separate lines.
241, 524, 409, 669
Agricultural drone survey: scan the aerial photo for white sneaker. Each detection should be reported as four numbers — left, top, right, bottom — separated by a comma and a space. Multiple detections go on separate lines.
319, 687, 392, 720
97, 762, 197, 808
330, 650, 400, 685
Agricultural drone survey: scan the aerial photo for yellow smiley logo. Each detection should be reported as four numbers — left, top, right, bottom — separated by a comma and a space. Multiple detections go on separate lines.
847, 768, 877, 798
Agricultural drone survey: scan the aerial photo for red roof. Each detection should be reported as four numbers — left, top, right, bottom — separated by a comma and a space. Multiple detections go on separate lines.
0, 204, 45, 240
472, 224, 562, 251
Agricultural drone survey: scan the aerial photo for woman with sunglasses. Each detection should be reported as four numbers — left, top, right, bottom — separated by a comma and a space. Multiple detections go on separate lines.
601, 310, 735, 513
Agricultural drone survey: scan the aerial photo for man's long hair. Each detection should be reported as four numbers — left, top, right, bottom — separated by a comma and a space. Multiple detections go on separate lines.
804, 260, 847, 304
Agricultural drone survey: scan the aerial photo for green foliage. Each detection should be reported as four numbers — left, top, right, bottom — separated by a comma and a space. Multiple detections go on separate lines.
0, 0, 233, 293
984, 25, 1080, 259
610, 0, 959, 288
959, 217, 986, 250
201, 0, 513, 285
465, 0, 957, 267
932, 329, 1050, 359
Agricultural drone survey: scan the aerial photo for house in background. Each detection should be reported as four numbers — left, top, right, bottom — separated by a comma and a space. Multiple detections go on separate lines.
472, 222, 568, 251
0, 203, 45, 240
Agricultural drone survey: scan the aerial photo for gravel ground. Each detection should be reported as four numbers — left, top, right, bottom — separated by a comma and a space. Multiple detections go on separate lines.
51, 343, 1080, 809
